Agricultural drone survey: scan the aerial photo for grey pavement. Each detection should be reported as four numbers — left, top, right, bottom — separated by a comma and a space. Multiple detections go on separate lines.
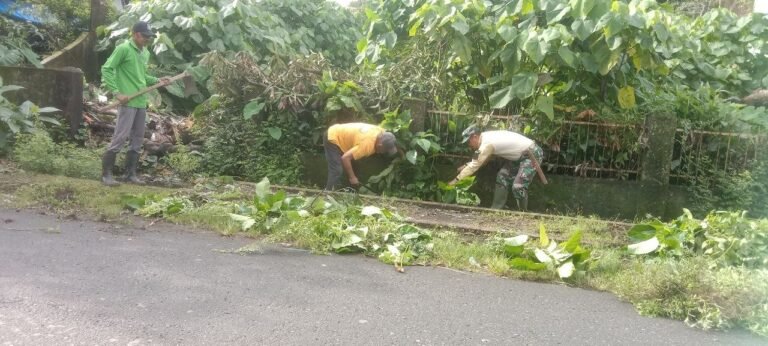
0, 208, 764, 345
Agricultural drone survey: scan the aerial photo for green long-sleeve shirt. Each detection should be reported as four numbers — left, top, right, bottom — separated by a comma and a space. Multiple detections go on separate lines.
101, 39, 158, 109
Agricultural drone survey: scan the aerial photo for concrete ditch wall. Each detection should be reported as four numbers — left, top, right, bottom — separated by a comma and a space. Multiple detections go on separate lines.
41, 32, 99, 82
0, 66, 83, 138
300, 153, 689, 220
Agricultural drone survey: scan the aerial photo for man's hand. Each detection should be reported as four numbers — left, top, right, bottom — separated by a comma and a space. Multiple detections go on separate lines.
116, 94, 130, 104
159, 77, 171, 86
448, 178, 458, 186
349, 176, 360, 187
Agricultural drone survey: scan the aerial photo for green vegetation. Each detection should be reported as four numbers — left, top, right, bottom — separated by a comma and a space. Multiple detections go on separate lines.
13, 131, 100, 179
0, 17, 43, 67
2, 168, 765, 337
2, 0, 767, 337
0, 80, 61, 154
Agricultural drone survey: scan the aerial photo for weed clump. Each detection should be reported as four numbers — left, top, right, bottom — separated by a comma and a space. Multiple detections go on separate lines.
13, 131, 100, 179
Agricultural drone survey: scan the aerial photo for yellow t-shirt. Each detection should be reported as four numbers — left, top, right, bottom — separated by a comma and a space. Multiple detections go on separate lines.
327, 123, 383, 160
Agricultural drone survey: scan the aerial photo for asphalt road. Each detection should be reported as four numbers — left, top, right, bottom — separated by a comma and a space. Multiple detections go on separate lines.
0, 208, 764, 345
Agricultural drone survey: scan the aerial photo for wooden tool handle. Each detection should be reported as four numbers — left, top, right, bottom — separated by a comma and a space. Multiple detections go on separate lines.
97, 72, 189, 113
526, 149, 548, 185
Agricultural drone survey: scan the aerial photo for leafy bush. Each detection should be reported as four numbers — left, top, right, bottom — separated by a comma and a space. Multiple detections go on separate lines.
494, 225, 591, 279
166, 145, 201, 180
359, 1, 768, 119
99, 0, 361, 68
198, 102, 310, 185
0, 17, 42, 67
13, 131, 101, 179
628, 209, 768, 269
0, 79, 61, 154
437, 176, 480, 206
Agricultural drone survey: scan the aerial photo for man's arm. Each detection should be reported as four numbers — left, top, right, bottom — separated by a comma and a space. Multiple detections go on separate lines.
450, 144, 494, 184
101, 45, 126, 94
341, 149, 359, 186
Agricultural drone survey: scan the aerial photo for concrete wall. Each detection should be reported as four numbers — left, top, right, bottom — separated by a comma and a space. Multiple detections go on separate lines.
41, 32, 99, 82
0, 66, 83, 137
301, 153, 690, 220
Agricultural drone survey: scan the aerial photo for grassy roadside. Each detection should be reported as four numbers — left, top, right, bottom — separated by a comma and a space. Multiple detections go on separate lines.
1, 165, 766, 338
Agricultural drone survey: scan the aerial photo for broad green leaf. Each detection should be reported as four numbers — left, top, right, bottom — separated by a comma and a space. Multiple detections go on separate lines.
522, 32, 547, 64
539, 224, 550, 247
489, 86, 515, 109
254, 177, 271, 201
562, 230, 582, 253
267, 127, 282, 140
409, 18, 424, 37
243, 99, 265, 120
557, 261, 575, 278
406, 150, 418, 164
38, 116, 61, 125
547, 4, 571, 25
627, 224, 656, 241
229, 213, 256, 231
497, 24, 518, 43
571, 19, 595, 41
558, 46, 576, 67
415, 138, 431, 152
618, 86, 636, 109
451, 34, 473, 63
361, 206, 383, 216
592, 40, 621, 75
489, 73, 538, 108
535, 95, 554, 121
510, 258, 547, 271
504, 244, 525, 258
121, 194, 147, 211
190, 32, 203, 44
37, 107, 60, 113
534, 248, 553, 263
653, 23, 669, 42
173, 16, 195, 29
570, 0, 596, 19
451, 17, 470, 35
628, 237, 660, 255
383, 32, 397, 48
504, 234, 530, 246
0, 85, 24, 95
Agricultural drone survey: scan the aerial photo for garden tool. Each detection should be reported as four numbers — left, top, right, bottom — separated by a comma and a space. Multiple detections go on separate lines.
525, 149, 548, 185
97, 71, 199, 113
357, 182, 380, 195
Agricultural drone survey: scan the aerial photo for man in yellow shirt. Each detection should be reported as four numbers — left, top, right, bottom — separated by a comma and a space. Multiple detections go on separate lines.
324, 123, 398, 190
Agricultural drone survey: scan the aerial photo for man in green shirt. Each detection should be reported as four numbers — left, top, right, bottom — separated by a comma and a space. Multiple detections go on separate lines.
100, 21, 169, 186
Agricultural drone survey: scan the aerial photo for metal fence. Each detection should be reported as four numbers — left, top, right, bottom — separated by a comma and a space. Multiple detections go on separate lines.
670, 129, 766, 182
425, 110, 644, 179
423, 109, 765, 183
540, 120, 643, 179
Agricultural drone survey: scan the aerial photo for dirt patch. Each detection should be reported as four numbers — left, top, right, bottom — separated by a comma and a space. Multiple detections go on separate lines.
53, 187, 76, 202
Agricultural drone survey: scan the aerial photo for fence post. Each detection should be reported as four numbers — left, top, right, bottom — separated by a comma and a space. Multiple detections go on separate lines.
641, 113, 676, 185
402, 97, 427, 132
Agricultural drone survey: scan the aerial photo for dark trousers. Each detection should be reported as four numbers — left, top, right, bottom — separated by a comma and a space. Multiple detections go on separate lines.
323, 134, 343, 191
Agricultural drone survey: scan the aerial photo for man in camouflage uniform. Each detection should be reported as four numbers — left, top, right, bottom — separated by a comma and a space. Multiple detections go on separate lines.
449, 126, 544, 210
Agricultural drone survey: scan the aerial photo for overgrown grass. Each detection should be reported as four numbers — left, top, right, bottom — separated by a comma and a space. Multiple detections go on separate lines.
1, 167, 766, 338
9, 173, 172, 220
13, 132, 102, 180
